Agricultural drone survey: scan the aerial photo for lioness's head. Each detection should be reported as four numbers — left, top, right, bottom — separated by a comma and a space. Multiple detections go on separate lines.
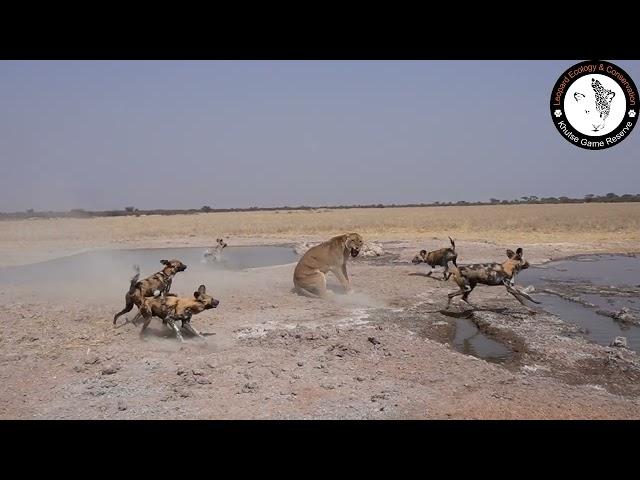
344, 233, 364, 258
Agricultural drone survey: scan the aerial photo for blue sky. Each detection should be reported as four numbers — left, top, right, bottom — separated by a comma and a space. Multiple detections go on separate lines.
0, 60, 638, 211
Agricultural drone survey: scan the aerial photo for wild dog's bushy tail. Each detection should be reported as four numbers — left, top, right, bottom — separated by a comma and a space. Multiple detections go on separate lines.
448, 236, 456, 251
128, 265, 141, 294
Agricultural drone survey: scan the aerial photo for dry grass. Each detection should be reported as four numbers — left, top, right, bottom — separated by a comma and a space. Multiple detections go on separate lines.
2, 203, 640, 246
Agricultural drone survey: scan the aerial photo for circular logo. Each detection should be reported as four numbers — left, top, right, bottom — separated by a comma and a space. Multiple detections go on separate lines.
550, 60, 638, 149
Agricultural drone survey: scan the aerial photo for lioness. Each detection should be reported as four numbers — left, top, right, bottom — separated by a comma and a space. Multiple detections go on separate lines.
293, 233, 363, 298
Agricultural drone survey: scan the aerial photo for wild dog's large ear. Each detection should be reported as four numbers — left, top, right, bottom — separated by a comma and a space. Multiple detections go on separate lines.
198, 285, 206, 294
420, 250, 427, 256
160, 259, 170, 265
506, 249, 516, 259
516, 247, 523, 257
574, 92, 585, 102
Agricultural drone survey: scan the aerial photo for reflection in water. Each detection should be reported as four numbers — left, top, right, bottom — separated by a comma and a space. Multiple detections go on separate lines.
519, 255, 640, 352
452, 317, 511, 362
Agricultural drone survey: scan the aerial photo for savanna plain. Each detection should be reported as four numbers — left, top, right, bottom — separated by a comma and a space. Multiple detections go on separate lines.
1, 203, 639, 419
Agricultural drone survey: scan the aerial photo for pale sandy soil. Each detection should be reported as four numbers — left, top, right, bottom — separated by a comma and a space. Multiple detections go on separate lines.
1, 206, 639, 419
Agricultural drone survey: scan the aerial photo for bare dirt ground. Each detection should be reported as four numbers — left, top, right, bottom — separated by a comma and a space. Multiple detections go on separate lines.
1, 206, 640, 419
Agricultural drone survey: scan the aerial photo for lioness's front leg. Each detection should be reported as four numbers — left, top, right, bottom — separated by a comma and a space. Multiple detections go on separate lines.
332, 263, 351, 293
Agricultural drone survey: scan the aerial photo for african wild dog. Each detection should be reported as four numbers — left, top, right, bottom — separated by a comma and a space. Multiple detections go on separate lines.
204, 238, 227, 262
445, 247, 539, 309
411, 237, 457, 280
138, 284, 220, 342
113, 259, 187, 325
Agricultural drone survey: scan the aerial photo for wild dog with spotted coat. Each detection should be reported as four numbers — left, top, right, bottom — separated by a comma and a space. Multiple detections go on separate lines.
204, 238, 227, 262
138, 284, 220, 342
113, 259, 187, 325
411, 236, 457, 280
445, 247, 540, 309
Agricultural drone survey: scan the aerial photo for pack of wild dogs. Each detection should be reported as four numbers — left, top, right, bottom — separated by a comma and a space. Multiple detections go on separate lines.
113, 233, 539, 341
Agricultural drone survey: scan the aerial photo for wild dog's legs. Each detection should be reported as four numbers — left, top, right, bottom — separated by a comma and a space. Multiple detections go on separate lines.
504, 283, 541, 304
505, 286, 538, 313
129, 310, 142, 325
446, 289, 465, 309
446, 281, 474, 309
460, 284, 479, 309
139, 313, 152, 338
182, 321, 205, 340
461, 285, 474, 302
442, 268, 450, 281
507, 288, 528, 306
443, 258, 457, 281
165, 317, 184, 342
171, 309, 203, 339
113, 296, 134, 325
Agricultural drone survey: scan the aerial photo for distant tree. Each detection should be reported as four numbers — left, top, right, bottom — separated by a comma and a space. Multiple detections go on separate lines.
489, 198, 500, 204
26, 208, 34, 214
125, 206, 135, 213
201, 206, 212, 212
605, 193, 618, 199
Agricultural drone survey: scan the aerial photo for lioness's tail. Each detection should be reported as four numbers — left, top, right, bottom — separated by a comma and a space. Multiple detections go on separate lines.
128, 265, 141, 295
448, 236, 456, 251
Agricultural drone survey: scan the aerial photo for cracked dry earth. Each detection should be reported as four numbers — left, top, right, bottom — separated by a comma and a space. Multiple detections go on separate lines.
1, 239, 639, 419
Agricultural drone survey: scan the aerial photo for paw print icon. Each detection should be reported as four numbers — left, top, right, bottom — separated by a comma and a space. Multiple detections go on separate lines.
629, 110, 637, 118
553, 109, 563, 117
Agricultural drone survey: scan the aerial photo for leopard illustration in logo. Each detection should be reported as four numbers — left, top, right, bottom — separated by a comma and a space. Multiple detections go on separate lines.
574, 78, 615, 132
